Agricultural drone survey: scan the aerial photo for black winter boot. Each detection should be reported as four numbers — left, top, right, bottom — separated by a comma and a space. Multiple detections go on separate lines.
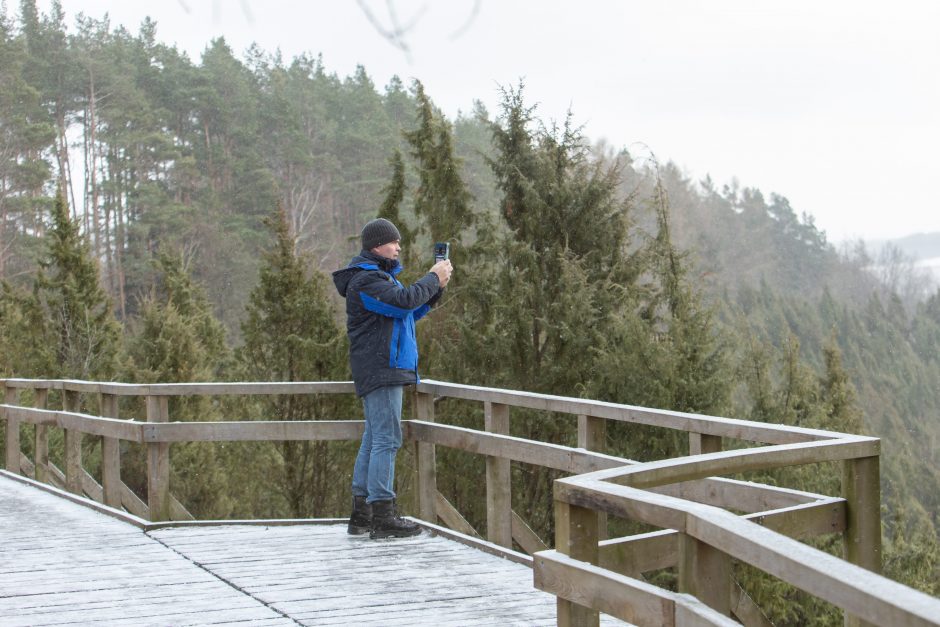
347, 495, 372, 535
369, 499, 421, 539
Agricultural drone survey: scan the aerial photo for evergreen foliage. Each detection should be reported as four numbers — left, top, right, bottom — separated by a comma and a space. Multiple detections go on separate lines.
34, 189, 120, 379
0, 5, 936, 614
238, 206, 354, 517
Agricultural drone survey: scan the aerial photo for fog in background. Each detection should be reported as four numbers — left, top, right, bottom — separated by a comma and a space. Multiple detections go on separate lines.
31, 0, 940, 243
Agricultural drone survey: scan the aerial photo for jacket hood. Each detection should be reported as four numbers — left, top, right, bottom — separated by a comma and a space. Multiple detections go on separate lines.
332, 250, 402, 297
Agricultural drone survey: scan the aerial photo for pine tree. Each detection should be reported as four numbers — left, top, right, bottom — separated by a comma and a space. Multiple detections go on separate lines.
125, 251, 232, 518
238, 206, 354, 517
403, 80, 473, 249
35, 189, 120, 379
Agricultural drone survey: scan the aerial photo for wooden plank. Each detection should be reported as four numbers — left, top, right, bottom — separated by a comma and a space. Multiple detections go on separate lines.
415, 392, 437, 523
843, 455, 882, 627
560, 477, 940, 627
99, 393, 121, 508
555, 500, 600, 626
690, 432, 721, 456
570, 436, 880, 489
417, 379, 841, 445
599, 498, 846, 575
121, 481, 150, 519
146, 395, 171, 522
485, 401, 512, 548
3, 384, 20, 473
578, 414, 608, 542
533, 549, 739, 627
407, 420, 633, 474
104, 381, 357, 396
434, 490, 481, 539
142, 420, 364, 442
663, 477, 826, 513
577, 414, 606, 452
1, 406, 143, 441
678, 532, 731, 616
511, 509, 548, 556
64, 425, 82, 495
33, 389, 49, 484
731, 582, 774, 627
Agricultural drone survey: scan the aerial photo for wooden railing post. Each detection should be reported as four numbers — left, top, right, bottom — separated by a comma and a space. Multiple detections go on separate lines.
843, 455, 882, 627
485, 401, 512, 548
689, 432, 722, 456
3, 383, 20, 474
678, 533, 732, 616
100, 392, 121, 508
578, 414, 607, 541
414, 390, 437, 522
147, 395, 171, 521
555, 499, 600, 626
63, 390, 82, 494
34, 389, 49, 483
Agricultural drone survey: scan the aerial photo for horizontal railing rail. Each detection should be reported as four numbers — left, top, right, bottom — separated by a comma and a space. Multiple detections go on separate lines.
2, 377, 938, 627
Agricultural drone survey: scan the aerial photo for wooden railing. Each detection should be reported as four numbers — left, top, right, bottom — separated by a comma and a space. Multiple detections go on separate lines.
1, 378, 938, 627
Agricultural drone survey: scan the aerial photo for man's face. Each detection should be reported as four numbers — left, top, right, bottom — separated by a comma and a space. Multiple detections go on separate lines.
372, 240, 401, 261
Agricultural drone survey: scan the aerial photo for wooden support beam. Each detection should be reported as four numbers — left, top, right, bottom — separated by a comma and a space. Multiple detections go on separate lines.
555, 500, 600, 627
63, 390, 82, 495
485, 401, 512, 548
415, 391, 436, 523
690, 432, 722, 456
731, 582, 774, 627
578, 414, 608, 541
99, 393, 121, 508
678, 532, 732, 616
33, 389, 49, 484
146, 395, 170, 522
842, 455, 882, 627
434, 491, 481, 539
511, 509, 548, 556
4, 384, 20, 474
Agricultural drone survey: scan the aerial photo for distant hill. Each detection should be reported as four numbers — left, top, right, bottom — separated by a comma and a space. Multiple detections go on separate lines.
869, 231, 940, 260
868, 232, 940, 285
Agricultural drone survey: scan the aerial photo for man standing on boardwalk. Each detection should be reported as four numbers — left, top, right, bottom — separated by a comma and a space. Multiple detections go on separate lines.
332, 218, 452, 539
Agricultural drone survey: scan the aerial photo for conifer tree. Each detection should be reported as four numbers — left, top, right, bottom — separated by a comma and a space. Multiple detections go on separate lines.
238, 206, 353, 517
125, 251, 232, 517
35, 189, 119, 379
403, 81, 473, 248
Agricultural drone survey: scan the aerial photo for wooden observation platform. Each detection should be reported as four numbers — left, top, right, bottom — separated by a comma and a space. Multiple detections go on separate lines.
2, 378, 939, 626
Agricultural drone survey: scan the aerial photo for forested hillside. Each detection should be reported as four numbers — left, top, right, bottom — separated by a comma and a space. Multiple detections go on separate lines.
0, 3, 937, 620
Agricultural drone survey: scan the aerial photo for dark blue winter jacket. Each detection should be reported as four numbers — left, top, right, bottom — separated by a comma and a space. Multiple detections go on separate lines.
332, 250, 442, 397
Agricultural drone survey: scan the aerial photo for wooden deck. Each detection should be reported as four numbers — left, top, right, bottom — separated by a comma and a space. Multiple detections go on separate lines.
0, 475, 623, 625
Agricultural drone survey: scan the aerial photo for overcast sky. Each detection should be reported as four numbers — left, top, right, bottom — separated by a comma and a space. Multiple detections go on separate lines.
31, 0, 940, 242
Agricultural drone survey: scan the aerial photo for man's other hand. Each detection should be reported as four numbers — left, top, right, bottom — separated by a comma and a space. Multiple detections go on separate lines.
430, 259, 453, 287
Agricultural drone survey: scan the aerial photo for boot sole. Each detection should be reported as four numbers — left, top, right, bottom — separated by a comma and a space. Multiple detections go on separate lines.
347, 525, 371, 535
369, 528, 422, 539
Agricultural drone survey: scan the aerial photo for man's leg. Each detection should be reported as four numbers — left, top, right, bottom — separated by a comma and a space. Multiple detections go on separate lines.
362, 385, 420, 539
347, 410, 373, 535
363, 385, 403, 502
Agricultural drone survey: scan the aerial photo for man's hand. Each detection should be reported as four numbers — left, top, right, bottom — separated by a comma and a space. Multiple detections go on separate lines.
430, 259, 453, 287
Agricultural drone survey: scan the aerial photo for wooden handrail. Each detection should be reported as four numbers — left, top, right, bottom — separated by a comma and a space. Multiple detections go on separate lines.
2, 377, 933, 626
547, 476, 940, 626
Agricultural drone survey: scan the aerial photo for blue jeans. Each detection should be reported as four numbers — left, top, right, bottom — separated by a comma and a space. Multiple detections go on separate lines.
351, 385, 404, 504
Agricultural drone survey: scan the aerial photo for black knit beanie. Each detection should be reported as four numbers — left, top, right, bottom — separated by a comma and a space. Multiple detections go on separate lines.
361, 218, 401, 250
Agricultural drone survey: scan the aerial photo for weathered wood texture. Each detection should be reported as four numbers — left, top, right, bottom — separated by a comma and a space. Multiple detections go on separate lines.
556, 477, 940, 626
485, 401, 512, 548
146, 395, 170, 522
417, 379, 840, 444
0, 477, 291, 626
0, 474, 628, 626
414, 391, 437, 523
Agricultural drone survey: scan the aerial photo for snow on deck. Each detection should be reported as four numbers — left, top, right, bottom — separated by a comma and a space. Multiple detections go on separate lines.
0, 476, 625, 625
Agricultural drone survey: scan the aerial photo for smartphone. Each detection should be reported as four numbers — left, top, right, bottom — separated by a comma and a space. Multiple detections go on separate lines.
434, 242, 450, 262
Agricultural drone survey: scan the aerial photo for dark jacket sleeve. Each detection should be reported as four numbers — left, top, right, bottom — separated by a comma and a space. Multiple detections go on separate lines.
353, 271, 441, 318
